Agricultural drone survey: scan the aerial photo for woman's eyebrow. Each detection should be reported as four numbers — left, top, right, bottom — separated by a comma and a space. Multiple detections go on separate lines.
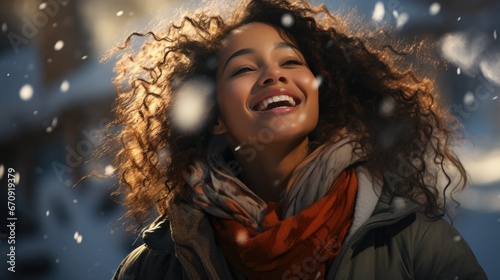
275, 41, 299, 51
222, 48, 253, 72
222, 42, 300, 72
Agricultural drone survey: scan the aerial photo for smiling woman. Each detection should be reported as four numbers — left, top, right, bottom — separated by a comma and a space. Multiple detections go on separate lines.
212, 23, 320, 201
108, 0, 487, 279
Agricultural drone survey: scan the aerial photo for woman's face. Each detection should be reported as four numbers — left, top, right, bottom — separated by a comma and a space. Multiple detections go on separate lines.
213, 22, 319, 148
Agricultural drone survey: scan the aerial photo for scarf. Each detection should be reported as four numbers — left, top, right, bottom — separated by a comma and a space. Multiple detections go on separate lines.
183, 137, 363, 279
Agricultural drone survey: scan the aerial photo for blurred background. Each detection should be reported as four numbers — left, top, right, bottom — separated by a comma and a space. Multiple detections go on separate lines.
0, 0, 498, 279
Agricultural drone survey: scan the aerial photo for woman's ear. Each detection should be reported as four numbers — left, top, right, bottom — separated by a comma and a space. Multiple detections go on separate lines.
211, 117, 227, 135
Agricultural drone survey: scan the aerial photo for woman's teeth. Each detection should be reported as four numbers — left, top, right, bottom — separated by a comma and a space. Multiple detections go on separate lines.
256, 94, 296, 111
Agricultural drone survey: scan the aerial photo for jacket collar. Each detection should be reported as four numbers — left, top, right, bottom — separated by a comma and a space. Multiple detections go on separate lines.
345, 168, 381, 240
166, 196, 233, 279
142, 214, 174, 252
346, 167, 422, 241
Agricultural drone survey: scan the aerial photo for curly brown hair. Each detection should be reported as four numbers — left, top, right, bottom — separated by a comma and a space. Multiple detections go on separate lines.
108, 0, 467, 229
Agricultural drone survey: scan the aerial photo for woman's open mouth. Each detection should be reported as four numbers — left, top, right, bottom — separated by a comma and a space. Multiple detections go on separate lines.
253, 94, 300, 111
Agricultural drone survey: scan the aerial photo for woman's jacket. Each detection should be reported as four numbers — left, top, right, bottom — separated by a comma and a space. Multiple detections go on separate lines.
112, 183, 487, 280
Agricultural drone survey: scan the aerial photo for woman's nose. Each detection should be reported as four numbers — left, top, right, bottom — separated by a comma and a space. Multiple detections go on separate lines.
259, 67, 288, 86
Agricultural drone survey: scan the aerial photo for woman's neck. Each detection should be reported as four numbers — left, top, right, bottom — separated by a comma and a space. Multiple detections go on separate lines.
231, 137, 310, 202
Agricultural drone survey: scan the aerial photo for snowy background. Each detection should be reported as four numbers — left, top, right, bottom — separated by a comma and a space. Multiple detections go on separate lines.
0, 0, 499, 279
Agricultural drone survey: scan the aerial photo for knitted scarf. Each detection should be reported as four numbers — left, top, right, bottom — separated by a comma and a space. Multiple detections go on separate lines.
183, 137, 363, 279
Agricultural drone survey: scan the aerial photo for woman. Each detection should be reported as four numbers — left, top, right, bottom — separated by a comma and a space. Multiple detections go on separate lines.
110, 0, 486, 279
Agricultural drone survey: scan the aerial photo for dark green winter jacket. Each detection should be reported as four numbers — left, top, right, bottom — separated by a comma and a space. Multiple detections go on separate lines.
112, 191, 487, 280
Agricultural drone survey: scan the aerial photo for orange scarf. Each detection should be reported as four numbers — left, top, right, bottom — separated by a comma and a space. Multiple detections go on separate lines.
210, 168, 358, 280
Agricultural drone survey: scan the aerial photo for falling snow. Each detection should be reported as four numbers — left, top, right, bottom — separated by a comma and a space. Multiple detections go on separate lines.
313, 75, 324, 89
157, 148, 171, 167
440, 32, 487, 74
81, 55, 88, 60
73, 199, 78, 204
14, 172, 20, 185
379, 97, 395, 117
298, 112, 307, 122
457, 67, 461, 75
480, 57, 500, 85
74, 232, 83, 244
281, 13, 294, 28
372, 2, 385, 22
20, 84, 34, 101
60, 80, 70, 92
171, 78, 214, 132
463, 92, 475, 107
429, 3, 441, 16
457, 17, 461, 21
396, 13, 409, 30
453, 235, 462, 242
235, 230, 249, 245
234, 145, 241, 152
51, 117, 58, 128
1, 22, 7, 33
46, 210, 50, 217
39, 2, 47, 10
116, 10, 124, 17
104, 165, 114, 175
392, 197, 407, 211
0, 164, 4, 180
54, 40, 65, 51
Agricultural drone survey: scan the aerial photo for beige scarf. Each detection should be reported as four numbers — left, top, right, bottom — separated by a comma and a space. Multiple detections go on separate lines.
182, 136, 363, 231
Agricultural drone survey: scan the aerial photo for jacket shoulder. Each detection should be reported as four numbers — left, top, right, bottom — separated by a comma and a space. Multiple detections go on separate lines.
112, 216, 187, 280
332, 210, 487, 280
411, 213, 488, 280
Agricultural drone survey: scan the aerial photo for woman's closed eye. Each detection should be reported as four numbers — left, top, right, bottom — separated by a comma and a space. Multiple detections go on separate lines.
230, 58, 305, 77
231, 66, 254, 77
282, 58, 305, 66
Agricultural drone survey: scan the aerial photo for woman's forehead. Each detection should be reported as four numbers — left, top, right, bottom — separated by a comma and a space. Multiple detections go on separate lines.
218, 22, 293, 54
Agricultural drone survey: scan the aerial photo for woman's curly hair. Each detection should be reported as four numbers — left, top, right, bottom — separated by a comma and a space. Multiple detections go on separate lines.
108, 0, 467, 229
